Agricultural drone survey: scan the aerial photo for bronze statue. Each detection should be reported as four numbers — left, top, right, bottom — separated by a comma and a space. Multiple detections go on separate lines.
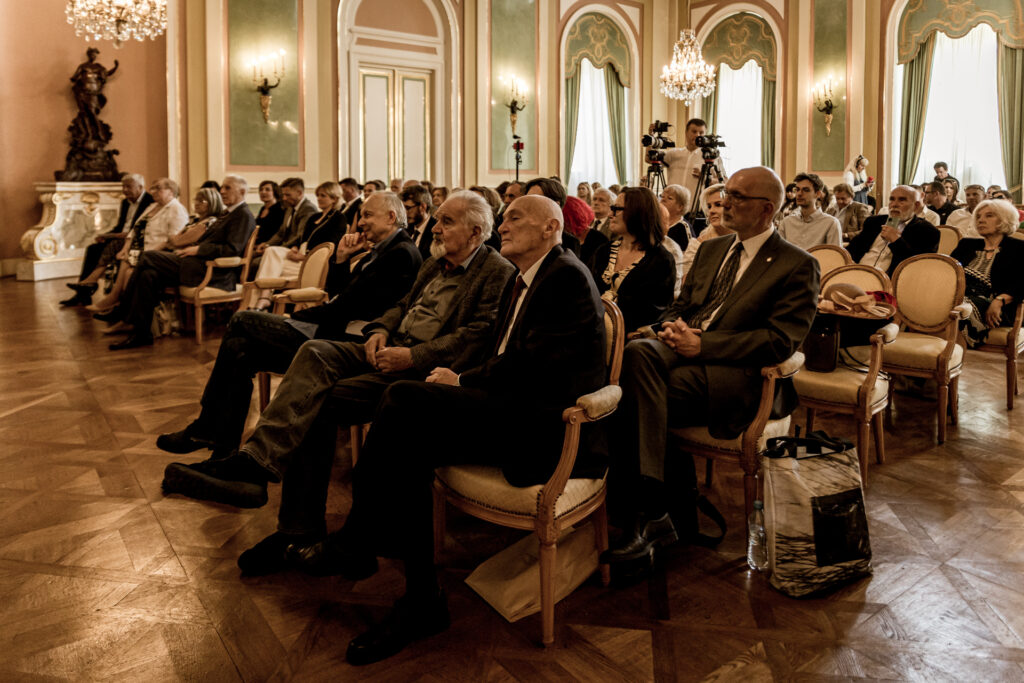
57, 48, 121, 182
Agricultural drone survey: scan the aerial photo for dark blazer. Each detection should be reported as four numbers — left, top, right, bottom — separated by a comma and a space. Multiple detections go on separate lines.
460, 245, 607, 485
561, 231, 581, 256
667, 221, 690, 251
580, 229, 609, 270
846, 215, 940, 276
291, 229, 422, 340
301, 210, 346, 251
590, 241, 676, 332
340, 196, 363, 231
364, 245, 515, 373
951, 237, 1024, 306
182, 203, 256, 290
111, 192, 155, 234
407, 216, 436, 261
266, 197, 317, 248
662, 230, 820, 439
254, 202, 286, 243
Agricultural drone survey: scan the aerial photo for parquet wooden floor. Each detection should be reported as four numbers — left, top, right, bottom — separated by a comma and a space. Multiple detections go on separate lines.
3, 277, 1024, 681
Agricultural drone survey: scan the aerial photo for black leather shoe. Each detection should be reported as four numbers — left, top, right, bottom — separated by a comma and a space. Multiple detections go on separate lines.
156, 428, 213, 454
67, 282, 97, 295
346, 590, 450, 666
60, 293, 89, 307
95, 310, 124, 324
599, 513, 679, 564
287, 534, 378, 580
161, 451, 276, 508
237, 532, 321, 576
109, 334, 153, 350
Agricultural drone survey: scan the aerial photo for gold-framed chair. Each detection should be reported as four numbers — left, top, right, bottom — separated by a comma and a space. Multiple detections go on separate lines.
936, 225, 962, 255
178, 230, 259, 344
807, 244, 853, 277
269, 242, 336, 314
973, 301, 1024, 409
669, 352, 805, 523
431, 299, 625, 647
876, 253, 967, 443
819, 263, 889, 293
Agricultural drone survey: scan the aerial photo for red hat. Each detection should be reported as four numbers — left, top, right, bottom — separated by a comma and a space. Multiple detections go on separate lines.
562, 196, 595, 240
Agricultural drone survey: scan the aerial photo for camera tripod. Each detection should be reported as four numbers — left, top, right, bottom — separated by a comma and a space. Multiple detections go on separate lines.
684, 155, 724, 235
645, 161, 667, 195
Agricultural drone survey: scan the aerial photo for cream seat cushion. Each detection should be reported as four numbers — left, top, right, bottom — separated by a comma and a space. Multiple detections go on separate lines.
179, 283, 243, 299
850, 333, 963, 371
670, 415, 791, 453
254, 277, 289, 289
794, 367, 889, 406
435, 466, 604, 519
985, 326, 1024, 349
278, 287, 327, 302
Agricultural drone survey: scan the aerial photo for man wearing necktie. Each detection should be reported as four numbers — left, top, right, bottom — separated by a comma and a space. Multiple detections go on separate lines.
846, 185, 940, 276
602, 166, 820, 562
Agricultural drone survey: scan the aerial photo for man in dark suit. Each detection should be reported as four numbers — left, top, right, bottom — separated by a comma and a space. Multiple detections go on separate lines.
846, 185, 940, 276
339, 177, 363, 231
256, 177, 317, 254
61, 173, 154, 306
524, 177, 581, 255
602, 166, 820, 563
400, 184, 436, 260
103, 174, 257, 350
160, 188, 514, 508
155, 191, 422, 457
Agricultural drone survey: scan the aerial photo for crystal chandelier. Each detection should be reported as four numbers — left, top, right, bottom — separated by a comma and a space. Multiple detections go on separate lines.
659, 30, 716, 105
66, 0, 168, 48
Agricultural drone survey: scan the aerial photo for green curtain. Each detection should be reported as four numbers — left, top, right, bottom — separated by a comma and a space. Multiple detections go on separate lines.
761, 77, 776, 169
604, 65, 628, 185
704, 72, 720, 135
997, 44, 1024, 202
564, 73, 581, 181
898, 34, 935, 184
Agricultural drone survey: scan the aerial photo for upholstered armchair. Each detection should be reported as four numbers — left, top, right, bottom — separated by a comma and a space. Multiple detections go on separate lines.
268, 242, 336, 314
936, 225, 962, 255
974, 300, 1024, 409
807, 244, 853, 277
178, 230, 259, 344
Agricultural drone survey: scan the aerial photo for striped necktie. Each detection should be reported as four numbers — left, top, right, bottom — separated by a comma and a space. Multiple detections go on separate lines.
688, 243, 744, 328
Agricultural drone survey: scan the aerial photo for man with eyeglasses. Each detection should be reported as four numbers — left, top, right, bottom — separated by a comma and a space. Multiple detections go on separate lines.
846, 185, 939, 277
400, 184, 436, 260
601, 166, 820, 563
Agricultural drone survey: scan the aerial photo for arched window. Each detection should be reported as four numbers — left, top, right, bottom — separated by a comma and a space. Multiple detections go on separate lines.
714, 60, 763, 173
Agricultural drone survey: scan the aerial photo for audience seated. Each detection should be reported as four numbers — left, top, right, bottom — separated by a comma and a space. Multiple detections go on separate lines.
562, 195, 607, 268
61, 173, 153, 307
99, 175, 256, 350
576, 181, 594, 207
947, 184, 985, 237
161, 194, 602, 665
248, 181, 347, 311
601, 166, 819, 563
846, 185, 940, 276
682, 183, 730, 278
827, 182, 871, 242
256, 177, 317, 257
591, 188, 615, 239
400, 185, 436, 261
924, 180, 957, 224
589, 187, 675, 333
363, 179, 385, 199
660, 184, 692, 249
778, 172, 841, 250
338, 177, 364, 231
431, 185, 449, 208
254, 181, 285, 244
524, 177, 580, 255
155, 191, 422, 457
87, 178, 189, 314
950, 199, 1024, 347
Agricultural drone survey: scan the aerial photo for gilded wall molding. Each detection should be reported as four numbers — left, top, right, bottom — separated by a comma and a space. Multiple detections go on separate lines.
898, 0, 1024, 64
701, 11, 777, 81
564, 12, 631, 87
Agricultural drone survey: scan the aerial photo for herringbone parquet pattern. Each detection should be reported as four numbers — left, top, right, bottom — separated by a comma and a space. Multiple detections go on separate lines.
3, 277, 1024, 681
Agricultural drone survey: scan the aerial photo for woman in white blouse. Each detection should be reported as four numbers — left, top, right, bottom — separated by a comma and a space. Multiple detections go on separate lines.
88, 178, 189, 313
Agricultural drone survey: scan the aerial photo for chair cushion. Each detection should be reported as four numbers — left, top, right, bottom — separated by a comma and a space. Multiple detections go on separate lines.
867, 333, 964, 371
179, 284, 243, 299
985, 326, 1024, 349
794, 367, 889, 406
254, 277, 289, 289
435, 465, 604, 519
670, 415, 791, 454
279, 287, 327, 302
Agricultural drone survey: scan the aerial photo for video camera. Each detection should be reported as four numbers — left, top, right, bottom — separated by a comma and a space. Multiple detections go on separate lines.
694, 133, 725, 162
642, 120, 675, 164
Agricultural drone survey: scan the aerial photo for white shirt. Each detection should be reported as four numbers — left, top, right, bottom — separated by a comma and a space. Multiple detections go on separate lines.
701, 228, 774, 330
497, 253, 545, 355
133, 198, 190, 251
661, 236, 684, 298
918, 207, 940, 226
663, 146, 721, 198
947, 208, 979, 237
778, 209, 842, 250
859, 218, 904, 274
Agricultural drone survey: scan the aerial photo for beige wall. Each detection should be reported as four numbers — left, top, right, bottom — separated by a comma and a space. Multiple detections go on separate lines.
0, 0, 168, 261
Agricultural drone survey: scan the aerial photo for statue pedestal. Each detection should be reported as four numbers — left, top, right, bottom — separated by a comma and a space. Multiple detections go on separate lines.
18, 182, 122, 281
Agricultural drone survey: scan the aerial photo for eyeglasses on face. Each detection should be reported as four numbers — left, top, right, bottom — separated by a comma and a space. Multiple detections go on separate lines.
721, 189, 773, 204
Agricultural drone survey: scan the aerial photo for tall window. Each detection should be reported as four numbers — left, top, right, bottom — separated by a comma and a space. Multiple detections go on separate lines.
567, 58, 631, 188
714, 60, 763, 173
894, 23, 1007, 188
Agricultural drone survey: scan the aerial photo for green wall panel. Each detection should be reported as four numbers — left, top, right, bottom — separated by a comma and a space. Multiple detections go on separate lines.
811, 0, 846, 172
227, 0, 300, 167
489, 0, 536, 171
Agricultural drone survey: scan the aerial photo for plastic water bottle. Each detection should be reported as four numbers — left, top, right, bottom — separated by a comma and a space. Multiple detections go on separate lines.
747, 500, 769, 572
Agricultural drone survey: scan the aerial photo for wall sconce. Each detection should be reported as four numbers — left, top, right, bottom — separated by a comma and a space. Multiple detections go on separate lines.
250, 49, 286, 123
502, 74, 528, 137
812, 75, 845, 137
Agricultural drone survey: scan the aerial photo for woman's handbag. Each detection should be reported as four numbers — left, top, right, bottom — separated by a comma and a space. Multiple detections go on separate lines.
761, 431, 872, 598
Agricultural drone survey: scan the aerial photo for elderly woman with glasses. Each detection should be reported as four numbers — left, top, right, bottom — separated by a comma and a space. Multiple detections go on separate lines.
951, 199, 1024, 347
589, 187, 676, 333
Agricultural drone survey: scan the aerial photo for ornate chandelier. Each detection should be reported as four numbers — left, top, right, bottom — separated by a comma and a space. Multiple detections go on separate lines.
659, 30, 716, 105
65, 0, 168, 48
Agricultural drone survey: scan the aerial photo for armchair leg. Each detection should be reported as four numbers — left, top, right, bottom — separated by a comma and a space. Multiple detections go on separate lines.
1007, 357, 1016, 410
194, 304, 205, 345
593, 501, 610, 587
539, 538, 556, 647
806, 407, 816, 433
937, 380, 949, 444
742, 473, 757, 523
856, 419, 870, 485
949, 376, 959, 425
871, 411, 886, 465
432, 481, 446, 565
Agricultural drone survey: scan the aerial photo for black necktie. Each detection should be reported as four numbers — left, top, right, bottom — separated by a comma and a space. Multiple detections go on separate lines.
494, 275, 526, 354
689, 243, 744, 328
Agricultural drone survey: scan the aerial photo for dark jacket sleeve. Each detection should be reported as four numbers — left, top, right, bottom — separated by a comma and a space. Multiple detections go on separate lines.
889, 218, 940, 266
195, 206, 254, 260
305, 211, 346, 250
616, 245, 677, 332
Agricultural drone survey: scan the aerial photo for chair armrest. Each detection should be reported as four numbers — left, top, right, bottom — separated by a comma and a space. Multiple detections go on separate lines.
952, 303, 972, 320
572, 385, 622, 421
876, 322, 899, 343
764, 351, 804, 379
254, 276, 288, 289
212, 256, 242, 268
273, 287, 326, 303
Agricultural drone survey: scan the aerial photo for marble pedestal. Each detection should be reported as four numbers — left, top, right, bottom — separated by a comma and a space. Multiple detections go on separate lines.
18, 182, 122, 281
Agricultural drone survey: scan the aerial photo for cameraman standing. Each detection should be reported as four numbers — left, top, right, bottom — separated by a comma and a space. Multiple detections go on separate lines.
655, 118, 725, 200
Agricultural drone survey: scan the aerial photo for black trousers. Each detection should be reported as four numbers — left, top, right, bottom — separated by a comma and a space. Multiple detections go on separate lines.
191, 310, 310, 450
78, 240, 119, 280
121, 251, 185, 331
